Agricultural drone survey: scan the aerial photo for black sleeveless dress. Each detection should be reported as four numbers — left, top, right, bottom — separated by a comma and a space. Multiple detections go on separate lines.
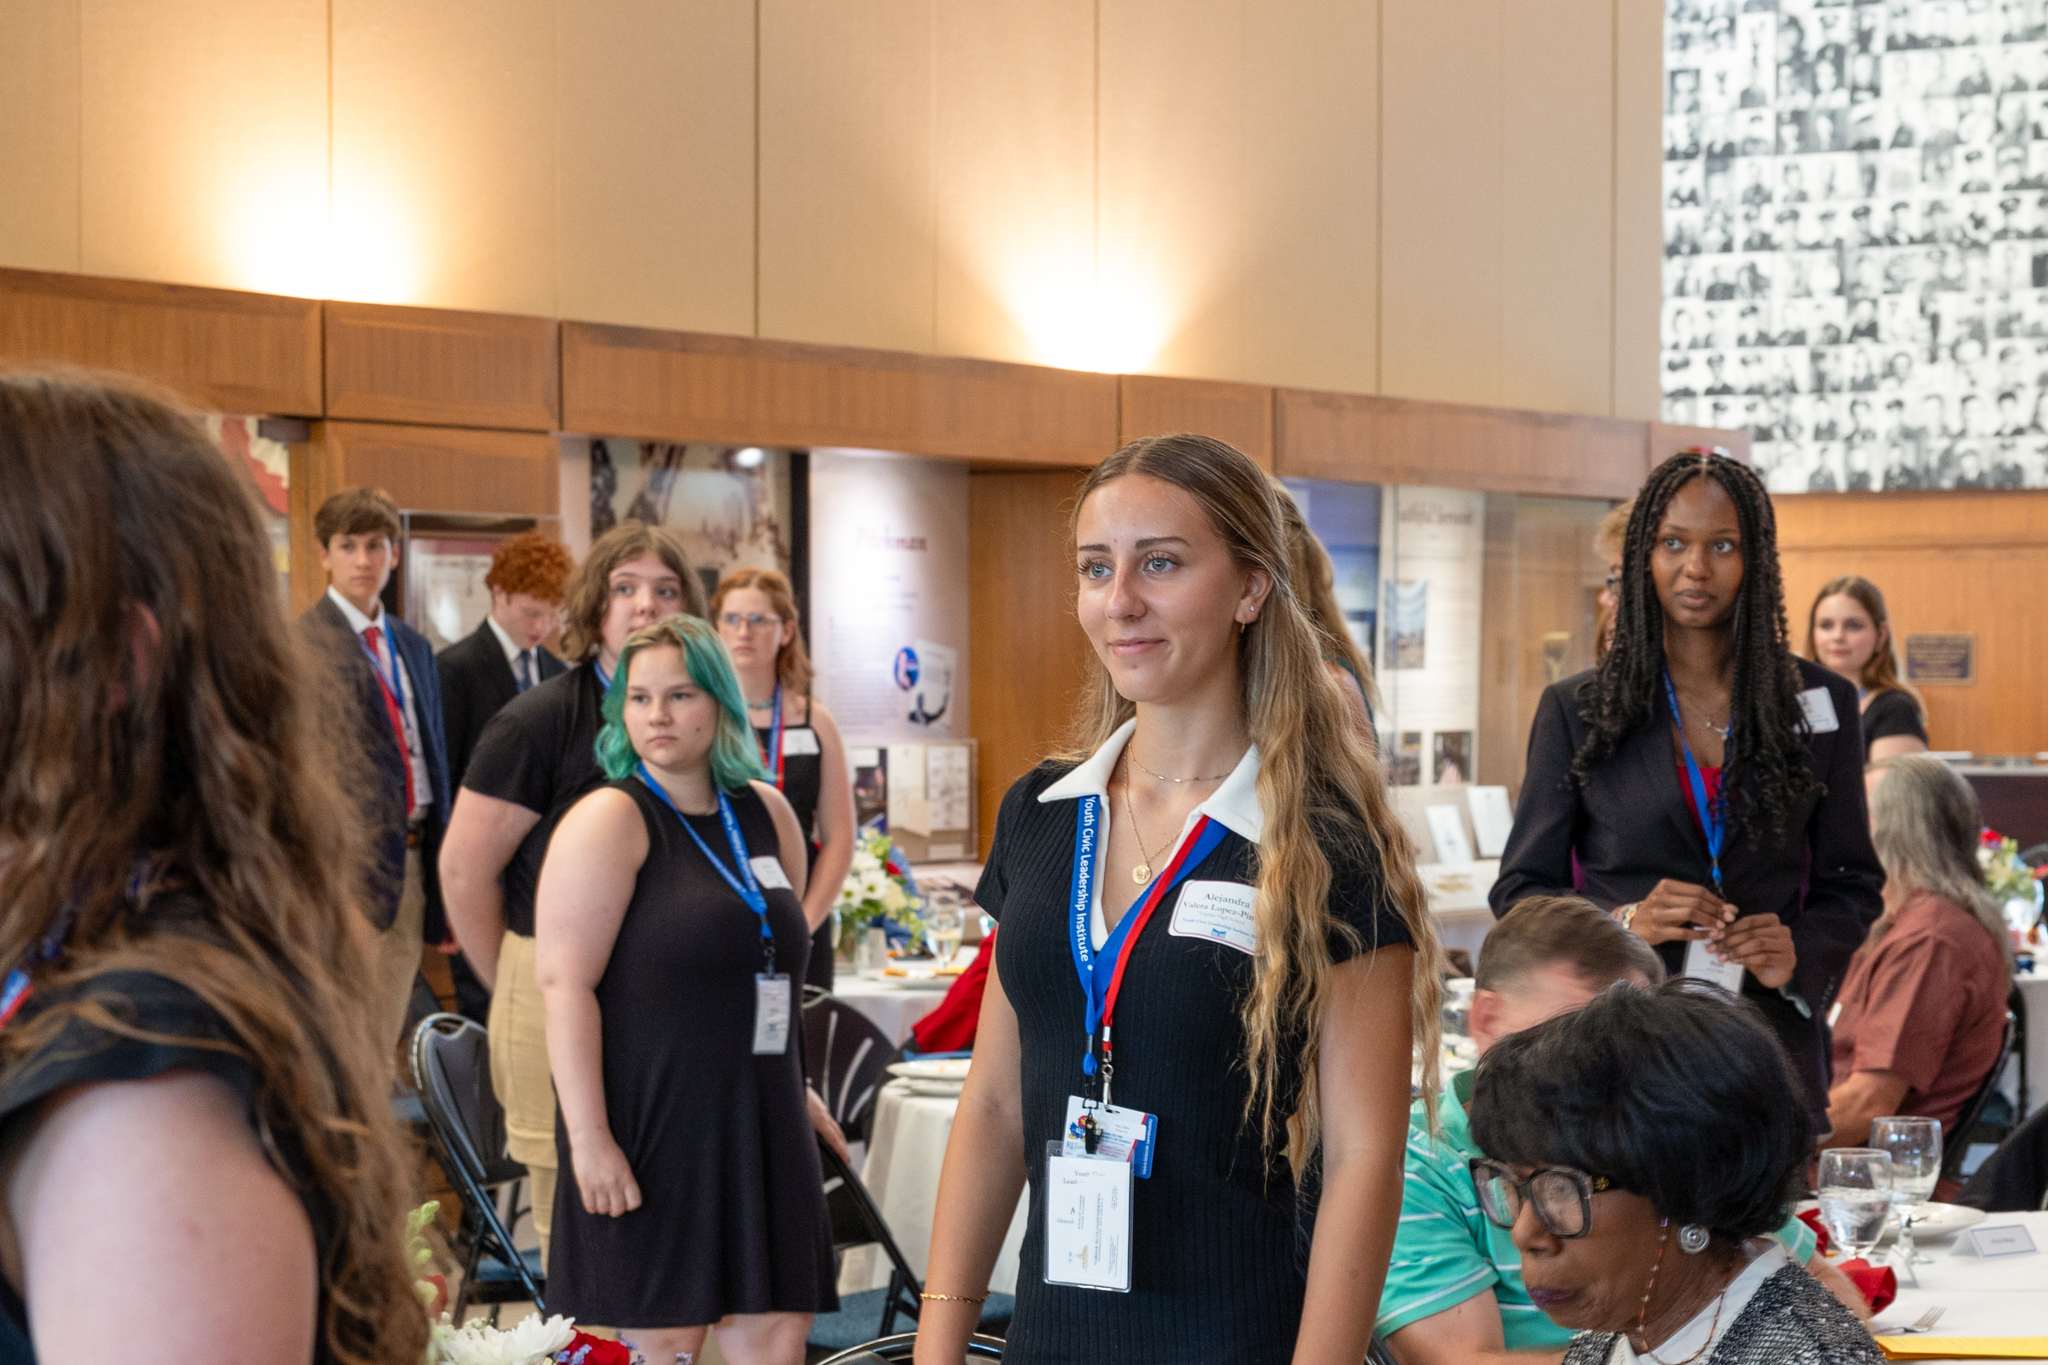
548, 780, 836, 1328
755, 702, 833, 989
0, 963, 339, 1364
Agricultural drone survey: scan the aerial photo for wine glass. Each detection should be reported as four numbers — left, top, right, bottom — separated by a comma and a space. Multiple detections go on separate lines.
1817, 1148, 1894, 1265
1871, 1116, 1942, 1266
924, 891, 964, 969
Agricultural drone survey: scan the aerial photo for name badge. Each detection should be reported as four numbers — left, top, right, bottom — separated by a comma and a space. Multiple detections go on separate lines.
1062, 1095, 1158, 1177
1797, 686, 1840, 734
1044, 1142, 1132, 1292
1683, 938, 1745, 994
1168, 880, 1257, 956
749, 855, 793, 891
752, 973, 792, 1054
782, 727, 821, 757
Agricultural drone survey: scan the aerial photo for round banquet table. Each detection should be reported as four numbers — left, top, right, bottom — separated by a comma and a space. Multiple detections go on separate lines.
838, 1077, 1028, 1296
1864, 1209, 2048, 1362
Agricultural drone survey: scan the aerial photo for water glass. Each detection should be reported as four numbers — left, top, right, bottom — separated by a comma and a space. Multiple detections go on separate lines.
925, 891, 964, 968
1817, 1148, 1893, 1262
1871, 1115, 1942, 1265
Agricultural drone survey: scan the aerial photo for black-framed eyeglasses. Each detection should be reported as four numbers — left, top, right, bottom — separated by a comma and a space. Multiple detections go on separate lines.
1469, 1158, 1612, 1239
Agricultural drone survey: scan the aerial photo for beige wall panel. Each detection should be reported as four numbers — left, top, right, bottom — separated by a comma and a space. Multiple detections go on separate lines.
557, 0, 756, 335
1242, 0, 1378, 394
79, 0, 327, 295
0, 0, 81, 272
1380, 0, 1503, 405
331, 0, 556, 315
932, 0, 1096, 369
1499, 0, 1613, 417
1613, 0, 1665, 421
1098, 0, 1244, 381
758, 0, 936, 353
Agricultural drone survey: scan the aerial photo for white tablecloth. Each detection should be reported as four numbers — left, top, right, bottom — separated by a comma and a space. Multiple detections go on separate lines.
838, 1078, 1028, 1297
1866, 1209, 2048, 1361
831, 946, 982, 1046
2015, 970, 2047, 1119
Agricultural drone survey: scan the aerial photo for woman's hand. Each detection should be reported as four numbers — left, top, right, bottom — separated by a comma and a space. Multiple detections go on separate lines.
808, 1086, 851, 1165
1627, 879, 1734, 945
571, 1130, 642, 1217
1710, 912, 1796, 989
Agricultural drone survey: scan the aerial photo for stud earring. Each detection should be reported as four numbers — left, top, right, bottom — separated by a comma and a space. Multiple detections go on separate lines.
1677, 1223, 1711, 1255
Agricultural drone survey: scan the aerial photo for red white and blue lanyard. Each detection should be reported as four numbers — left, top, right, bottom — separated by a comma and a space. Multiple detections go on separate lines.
0, 860, 163, 1030
636, 763, 777, 972
1663, 670, 1728, 896
758, 684, 786, 791
359, 615, 407, 716
1067, 794, 1230, 1098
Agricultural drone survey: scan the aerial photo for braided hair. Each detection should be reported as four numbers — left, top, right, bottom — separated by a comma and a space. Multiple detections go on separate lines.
1572, 449, 1817, 840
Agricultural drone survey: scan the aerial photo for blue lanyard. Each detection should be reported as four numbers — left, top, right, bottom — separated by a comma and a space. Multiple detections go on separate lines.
1066, 794, 1231, 1082
762, 685, 785, 789
360, 616, 405, 714
593, 658, 611, 692
1, 858, 165, 1030
1662, 671, 1728, 895
635, 764, 776, 970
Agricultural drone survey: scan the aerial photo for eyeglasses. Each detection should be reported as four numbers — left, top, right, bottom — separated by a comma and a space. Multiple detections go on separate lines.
719, 612, 783, 632
1469, 1158, 1612, 1239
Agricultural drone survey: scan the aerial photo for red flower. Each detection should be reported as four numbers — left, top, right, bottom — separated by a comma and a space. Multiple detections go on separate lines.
1981, 827, 2005, 847
560, 1333, 633, 1365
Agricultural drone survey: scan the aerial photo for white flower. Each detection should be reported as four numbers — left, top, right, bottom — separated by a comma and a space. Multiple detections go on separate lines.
435, 1313, 576, 1365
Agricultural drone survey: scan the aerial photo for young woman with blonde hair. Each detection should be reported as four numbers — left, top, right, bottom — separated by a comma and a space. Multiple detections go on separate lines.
1805, 574, 1928, 762
0, 373, 426, 1364
1273, 483, 1380, 740
916, 434, 1439, 1365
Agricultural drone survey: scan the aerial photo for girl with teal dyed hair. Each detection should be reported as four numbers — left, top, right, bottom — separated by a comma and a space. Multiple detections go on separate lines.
535, 612, 845, 1360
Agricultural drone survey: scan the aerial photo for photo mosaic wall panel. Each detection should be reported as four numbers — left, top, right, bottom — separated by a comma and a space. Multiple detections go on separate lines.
1663, 0, 2048, 491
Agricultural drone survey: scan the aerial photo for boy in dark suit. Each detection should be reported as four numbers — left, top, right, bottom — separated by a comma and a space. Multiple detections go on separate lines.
436, 531, 573, 1020
299, 487, 452, 1048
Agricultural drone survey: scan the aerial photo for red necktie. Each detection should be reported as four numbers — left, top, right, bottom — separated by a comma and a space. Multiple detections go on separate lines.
363, 627, 417, 813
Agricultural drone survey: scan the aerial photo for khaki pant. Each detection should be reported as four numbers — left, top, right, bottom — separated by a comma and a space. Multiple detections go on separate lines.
374, 847, 427, 1052
489, 929, 558, 1266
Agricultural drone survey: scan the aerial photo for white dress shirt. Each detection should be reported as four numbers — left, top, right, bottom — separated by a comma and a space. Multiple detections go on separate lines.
327, 586, 432, 819
485, 613, 538, 689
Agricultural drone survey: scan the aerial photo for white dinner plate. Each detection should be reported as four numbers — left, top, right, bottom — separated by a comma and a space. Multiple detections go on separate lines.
900, 1079, 967, 1098
888, 1057, 972, 1082
1904, 1202, 1986, 1242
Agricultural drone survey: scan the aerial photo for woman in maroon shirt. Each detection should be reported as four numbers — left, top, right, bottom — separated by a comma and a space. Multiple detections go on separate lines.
1826, 755, 2014, 1147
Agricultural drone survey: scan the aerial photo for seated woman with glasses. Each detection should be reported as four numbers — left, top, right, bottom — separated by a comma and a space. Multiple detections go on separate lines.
1467, 980, 1881, 1365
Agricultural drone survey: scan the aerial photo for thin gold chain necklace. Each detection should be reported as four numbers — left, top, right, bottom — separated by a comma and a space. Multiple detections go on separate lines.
1127, 748, 1234, 785
1119, 755, 1171, 885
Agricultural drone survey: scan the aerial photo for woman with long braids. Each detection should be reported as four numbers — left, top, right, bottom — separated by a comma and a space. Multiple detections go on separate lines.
1491, 449, 1883, 1124
0, 374, 427, 1363
915, 435, 1439, 1365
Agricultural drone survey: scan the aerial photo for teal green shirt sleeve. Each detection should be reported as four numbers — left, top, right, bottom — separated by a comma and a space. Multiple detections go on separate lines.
1376, 1113, 1504, 1338
1774, 1210, 1818, 1264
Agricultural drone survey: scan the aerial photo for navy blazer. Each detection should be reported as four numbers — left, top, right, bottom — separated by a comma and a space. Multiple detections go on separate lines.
437, 621, 566, 789
1490, 657, 1884, 1122
299, 596, 453, 931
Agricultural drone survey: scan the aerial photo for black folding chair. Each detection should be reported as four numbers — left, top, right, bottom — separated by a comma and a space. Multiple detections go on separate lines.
804, 994, 900, 1146
410, 1013, 547, 1321
1940, 1005, 2019, 1185
815, 1333, 1004, 1363
1956, 1102, 2048, 1212
806, 1139, 1013, 1354
1366, 1337, 1401, 1365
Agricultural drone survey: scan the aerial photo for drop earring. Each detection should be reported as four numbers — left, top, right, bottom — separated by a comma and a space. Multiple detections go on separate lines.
1677, 1223, 1711, 1255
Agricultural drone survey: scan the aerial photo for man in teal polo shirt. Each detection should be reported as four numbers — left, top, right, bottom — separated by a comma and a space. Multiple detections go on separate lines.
1378, 896, 1862, 1364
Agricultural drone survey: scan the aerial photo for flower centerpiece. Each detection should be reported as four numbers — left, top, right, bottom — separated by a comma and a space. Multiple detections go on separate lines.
410, 1202, 633, 1365
834, 827, 921, 950
1979, 827, 2044, 934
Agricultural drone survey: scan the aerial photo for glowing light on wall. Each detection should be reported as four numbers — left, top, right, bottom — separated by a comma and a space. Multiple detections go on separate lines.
1004, 255, 1173, 374
223, 156, 332, 300
327, 174, 423, 306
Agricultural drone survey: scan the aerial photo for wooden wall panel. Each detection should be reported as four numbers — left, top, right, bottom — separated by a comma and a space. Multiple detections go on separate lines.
556, 0, 756, 335
1500, 0, 1613, 417
312, 421, 559, 522
331, 0, 556, 315
324, 301, 560, 430
1098, 0, 1244, 380
1774, 490, 2048, 756
969, 468, 1094, 858
80, 0, 328, 296
759, 0, 936, 353
1243, 0, 1379, 395
1118, 375, 1274, 470
932, 0, 1097, 368
0, 267, 323, 414
0, 0, 81, 274
1613, 0, 1667, 421
562, 322, 1120, 465
1380, 0, 1503, 405
1652, 421, 1752, 467
1276, 387, 1649, 498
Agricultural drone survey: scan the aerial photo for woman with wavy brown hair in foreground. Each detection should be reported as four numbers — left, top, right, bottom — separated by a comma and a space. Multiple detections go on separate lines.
0, 373, 428, 1364
916, 434, 1438, 1365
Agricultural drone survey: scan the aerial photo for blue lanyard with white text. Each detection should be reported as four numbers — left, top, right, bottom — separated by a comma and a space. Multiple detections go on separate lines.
1662, 671, 1728, 896
1067, 794, 1230, 1096
636, 763, 776, 970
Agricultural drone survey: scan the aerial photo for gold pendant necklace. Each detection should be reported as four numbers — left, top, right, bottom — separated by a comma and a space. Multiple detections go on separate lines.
1120, 755, 1168, 885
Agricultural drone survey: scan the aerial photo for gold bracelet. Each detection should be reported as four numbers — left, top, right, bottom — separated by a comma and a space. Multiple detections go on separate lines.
919, 1291, 990, 1304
